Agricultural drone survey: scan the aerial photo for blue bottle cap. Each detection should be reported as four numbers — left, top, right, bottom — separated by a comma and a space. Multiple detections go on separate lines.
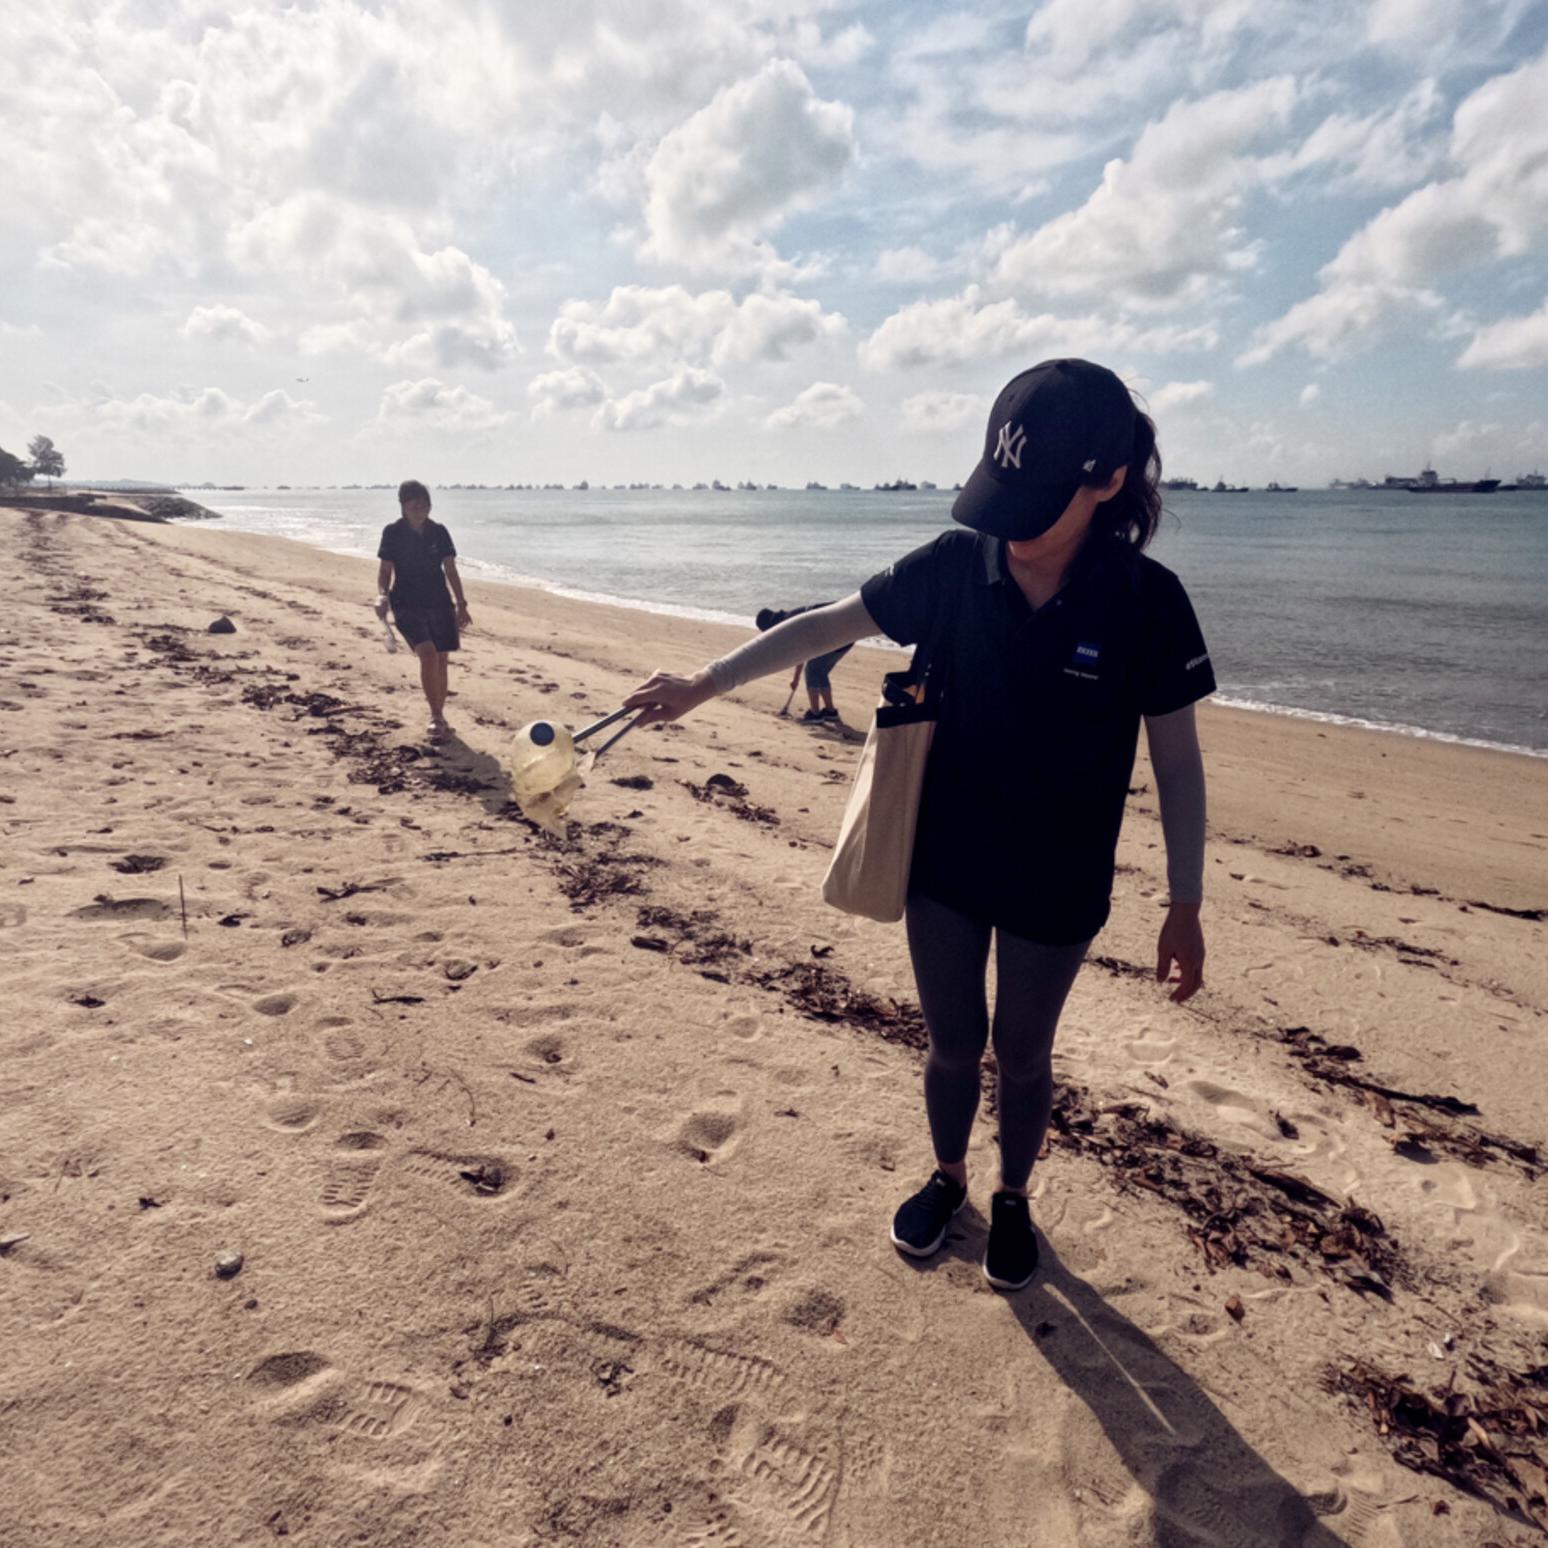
529, 722, 556, 747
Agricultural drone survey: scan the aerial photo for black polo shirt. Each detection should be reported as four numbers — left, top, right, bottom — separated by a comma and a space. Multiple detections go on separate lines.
378, 517, 456, 611
860, 529, 1215, 944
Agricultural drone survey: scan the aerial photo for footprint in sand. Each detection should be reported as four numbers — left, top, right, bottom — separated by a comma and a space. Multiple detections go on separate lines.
70, 897, 176, 924
674, 1100, 745, 1165
399, 1149, 516, 1200
711, 1406, 844, 1544
264, 1092, 322, 1133
337, 1379, 422, 1441
254, 992, 297, 1017
247, 1352, 423, 1442
320, 1132, 389, 1224
0, 904, 27, 929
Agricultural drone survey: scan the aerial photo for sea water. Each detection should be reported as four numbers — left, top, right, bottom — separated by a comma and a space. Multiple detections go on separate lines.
180, 486, 1548, 756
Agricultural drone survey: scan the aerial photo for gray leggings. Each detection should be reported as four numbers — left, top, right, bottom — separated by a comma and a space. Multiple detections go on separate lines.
905, 892, 1090, 1191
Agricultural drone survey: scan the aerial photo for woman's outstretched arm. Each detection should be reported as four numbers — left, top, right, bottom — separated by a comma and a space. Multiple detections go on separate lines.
625, 593, 876, 726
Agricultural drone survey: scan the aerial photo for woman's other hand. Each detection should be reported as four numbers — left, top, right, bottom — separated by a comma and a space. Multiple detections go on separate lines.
1155, 902, 1205, 1003
623, 669, 717, 727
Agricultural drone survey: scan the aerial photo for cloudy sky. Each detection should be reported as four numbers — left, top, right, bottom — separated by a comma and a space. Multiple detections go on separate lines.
3, 0, 1547, 487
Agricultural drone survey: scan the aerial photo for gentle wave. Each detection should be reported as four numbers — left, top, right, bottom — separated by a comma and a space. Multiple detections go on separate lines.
1212, 695, 1548, 760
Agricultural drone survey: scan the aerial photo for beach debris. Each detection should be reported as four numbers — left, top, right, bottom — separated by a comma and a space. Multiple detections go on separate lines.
681, 774, 779, 826
370, 987, 424, 1006
138, 1197, 163, 1210
610, 774, 653, 790
112, 853, 165, 874
1277, 1025, 1538, 1176
0, 1232, 30, 1255
458, 1164, 504, 1195
207, 615, 236, 634
217, 912, 248, 927
443, 959, 478, 981
317, 879, 392, 902
509, 720, 584, 838
1271, 840, 1322, 858
631, 934, 671, 952
213, 1250, 244, 1278
1328, 1358, 1548, 1527
635, 905, 751, 968
280, 927, 311, 947
1046, 1083, 1408, 1295
1225, 1295, 1245, 1322
70, 993, 105, 1008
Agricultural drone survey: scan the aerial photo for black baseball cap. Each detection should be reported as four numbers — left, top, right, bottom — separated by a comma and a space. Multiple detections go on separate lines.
952, 359, 1138, 540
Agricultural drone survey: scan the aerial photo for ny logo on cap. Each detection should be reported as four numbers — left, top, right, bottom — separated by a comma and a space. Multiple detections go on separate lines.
994, 421, 1027, 470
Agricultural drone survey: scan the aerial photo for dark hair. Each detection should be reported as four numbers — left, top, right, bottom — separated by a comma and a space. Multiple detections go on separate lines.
1083, 408, 1161, 551
398, 479, 431, 506
755, 607, 789, 632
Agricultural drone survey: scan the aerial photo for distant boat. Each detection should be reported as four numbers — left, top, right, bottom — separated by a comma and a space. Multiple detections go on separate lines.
1160, 477, 1198, 490
1210, 479, 1249, 493
1264, 481, 1299, 493
873, 478, 918, 492
1407, 467, 1500, 494
1506, 470, 1547, 490
805, 481, 828, 491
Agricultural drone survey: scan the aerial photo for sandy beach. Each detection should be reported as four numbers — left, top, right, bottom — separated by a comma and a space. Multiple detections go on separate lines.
3, 502, 1546, 1548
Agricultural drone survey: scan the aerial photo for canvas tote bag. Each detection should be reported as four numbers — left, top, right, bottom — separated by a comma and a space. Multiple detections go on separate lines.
821, 568, 956, 923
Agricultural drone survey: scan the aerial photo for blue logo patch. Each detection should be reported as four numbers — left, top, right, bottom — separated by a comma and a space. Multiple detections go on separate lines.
1072, 641, 1100, 666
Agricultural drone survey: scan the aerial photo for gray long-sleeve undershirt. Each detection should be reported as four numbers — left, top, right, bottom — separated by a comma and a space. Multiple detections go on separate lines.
705, 593, 1206, 904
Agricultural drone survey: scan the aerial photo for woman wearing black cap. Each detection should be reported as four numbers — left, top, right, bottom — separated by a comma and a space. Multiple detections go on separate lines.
625, 360, 1214, 1292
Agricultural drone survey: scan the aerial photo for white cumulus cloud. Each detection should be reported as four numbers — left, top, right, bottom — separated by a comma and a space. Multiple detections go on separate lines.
767, 382, 863, 430
1148, 380, 1215, 414
1242, 44, 1548, 364
642, 60, 856, 273
859, 288, 1218, 371
1457, 298, 1548, 370
181, 305, 271, 345
377, 378, 510, 432
527, 367, 608, 419
991, 78, 1298, 309
593, 367, 726, 431
900, 392, 987, 434
548, 285, 844, 371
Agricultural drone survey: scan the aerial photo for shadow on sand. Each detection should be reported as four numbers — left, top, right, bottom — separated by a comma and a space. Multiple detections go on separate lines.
899, 1218, 1350, 1547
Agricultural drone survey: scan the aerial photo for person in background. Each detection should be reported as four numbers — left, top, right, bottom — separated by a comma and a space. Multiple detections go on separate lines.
375, 479, 471, 743
626, 360, 1213, 1293
755, 604, 852, 722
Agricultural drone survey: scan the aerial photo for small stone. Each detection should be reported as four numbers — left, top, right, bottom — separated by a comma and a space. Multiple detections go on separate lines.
214, 1250, 244, 1278
208, 615, 236, 634
1225, 1295, 1246, 1322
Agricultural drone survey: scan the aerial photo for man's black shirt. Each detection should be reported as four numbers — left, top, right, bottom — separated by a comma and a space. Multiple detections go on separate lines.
378, 517, 456, 610
860, 529, 1215, 944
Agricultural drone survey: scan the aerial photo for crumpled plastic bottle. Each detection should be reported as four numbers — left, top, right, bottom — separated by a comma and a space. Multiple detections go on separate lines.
509, 720, 584, 836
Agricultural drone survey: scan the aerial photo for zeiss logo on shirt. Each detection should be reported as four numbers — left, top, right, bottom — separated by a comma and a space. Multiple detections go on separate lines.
1065, 640, 1101, 681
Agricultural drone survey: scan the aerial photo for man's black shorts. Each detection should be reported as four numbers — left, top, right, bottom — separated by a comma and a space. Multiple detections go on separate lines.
391, 603, 459, 652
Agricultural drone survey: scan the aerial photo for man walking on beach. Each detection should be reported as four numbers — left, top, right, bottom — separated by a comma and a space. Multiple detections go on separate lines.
375, 480, 471, 743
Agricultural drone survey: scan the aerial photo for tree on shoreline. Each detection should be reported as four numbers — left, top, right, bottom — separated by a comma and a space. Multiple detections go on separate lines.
28, 434, 65, 487
0, 445, 35, 490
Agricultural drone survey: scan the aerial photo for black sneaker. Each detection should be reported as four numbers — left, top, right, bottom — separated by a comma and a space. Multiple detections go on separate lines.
801, 708, 823, 722
983, 1191, 1039, 1290
889, 1170, 967, 1257
817, 707, 839, 720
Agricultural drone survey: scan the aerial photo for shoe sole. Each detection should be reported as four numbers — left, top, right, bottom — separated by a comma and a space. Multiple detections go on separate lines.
982, 1262, 1038, 1292
889, 1196, 966, 1258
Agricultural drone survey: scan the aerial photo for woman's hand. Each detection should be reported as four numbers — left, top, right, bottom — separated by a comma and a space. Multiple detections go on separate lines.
623, 668, 717, 728
456, 601, 472, 630
1155, 902, 1205, 1003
